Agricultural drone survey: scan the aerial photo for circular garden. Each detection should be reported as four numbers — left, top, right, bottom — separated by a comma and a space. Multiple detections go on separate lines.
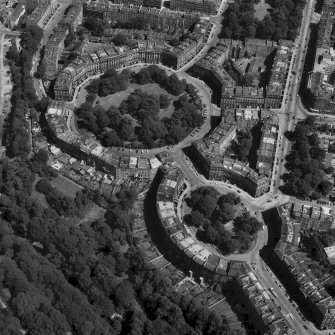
74, 65, 204, 149
184, 186, 263, 255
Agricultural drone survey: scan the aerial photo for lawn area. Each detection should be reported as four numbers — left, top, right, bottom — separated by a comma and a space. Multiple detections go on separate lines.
77, 204, 106, 226
254, 0, 271, 20
50, 174, 83, 199
31, 190, 49, 209
94, 82, 178, 113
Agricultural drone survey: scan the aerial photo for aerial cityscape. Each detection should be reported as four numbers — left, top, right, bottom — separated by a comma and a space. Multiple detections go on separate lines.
1, 0, 335, 334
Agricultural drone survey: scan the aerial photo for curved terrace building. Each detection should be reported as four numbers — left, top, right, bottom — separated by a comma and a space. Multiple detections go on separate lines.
156, 166, 230, 274
191, 109, 278, 197
156, 166, 296, 334
54, 43, 162, 100
46, 100, 162, 182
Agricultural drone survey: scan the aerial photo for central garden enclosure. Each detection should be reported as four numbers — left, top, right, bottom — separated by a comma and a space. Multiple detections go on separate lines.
74, 65, 205, 149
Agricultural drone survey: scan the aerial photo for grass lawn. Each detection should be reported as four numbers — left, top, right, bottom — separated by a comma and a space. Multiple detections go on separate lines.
94, 82, 178, 110
77, 204, 106, 226
254, 0, 271, 20
50, 174, 83, 199
31, 190, 49, 208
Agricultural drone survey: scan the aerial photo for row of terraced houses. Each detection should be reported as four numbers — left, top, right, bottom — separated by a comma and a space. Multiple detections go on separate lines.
155, 161, 295, 334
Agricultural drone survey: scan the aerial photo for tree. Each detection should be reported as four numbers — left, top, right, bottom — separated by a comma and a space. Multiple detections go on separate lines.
325, 166, 334, 174
84, 16, 104, 36
169, 38, 179, 47
112, 33, 128, 46
119, 118, 134, 141
32, 148, 48, 164
189, 210, 205, 228
114, 281, 135, 308
107, 107, 122, 127
233, 212, 262, 235
105, 204, 131, 232
103, 130, 122, 147
317, 180, 333, 196
159, 94, 171, 109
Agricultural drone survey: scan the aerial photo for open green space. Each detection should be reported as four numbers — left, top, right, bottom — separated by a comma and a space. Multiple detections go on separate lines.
50, 174, 83, 199
184, 187, 262, 255
254, 0, 271, 20
94, 82, 176, 120
75, 65, 204, 149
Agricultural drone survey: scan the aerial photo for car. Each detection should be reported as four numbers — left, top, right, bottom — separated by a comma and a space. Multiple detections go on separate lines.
303, 325, 308, 330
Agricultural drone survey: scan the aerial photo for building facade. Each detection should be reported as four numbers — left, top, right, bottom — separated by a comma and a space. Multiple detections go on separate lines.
307, 0, 335, 114
170, 0, 217, 14
161, 35, 203, 69
272, 203, 335, 330
86, 1, 199, 31
26, 0, 58, 28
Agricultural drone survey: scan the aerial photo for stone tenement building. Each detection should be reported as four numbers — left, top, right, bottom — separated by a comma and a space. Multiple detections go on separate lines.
220, 41, 292, 109
161, 34, 203, 69
170, 0, 217, 15
85, 0, 199, 31
54, 42, 162, 100
307, 0, 335, 114
273, 203, 335, 330
190, 39, 292, 109
42, 4, 83, 80
53, 34, 206, 100
26, 0, 58, 28
46, 100, 162, 181
155, 165, 295, 334
113, 0, 162, 7
191, 109, 278, 197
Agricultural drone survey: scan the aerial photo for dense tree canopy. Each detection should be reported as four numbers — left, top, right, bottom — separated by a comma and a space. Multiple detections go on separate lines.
76, 67, 203, 148
0, 159, 238, 335
185, 187, 261, 254
220, 0, 306, 41
231, 129, 253, 162
4, 25, 44, 158
282, 117, 332, 198
84, 16, 105, 36
86, 68, 131, 97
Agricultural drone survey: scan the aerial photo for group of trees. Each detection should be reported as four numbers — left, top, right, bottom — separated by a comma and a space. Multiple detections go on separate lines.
133, 65, 187, 96
0, 158, 237, 335
282, 116, 333, 198
231, 128, 253, 162
87, 68, 131, 97
77, 66, 203, 148
76, 102, 131, 146
185, 187, 262, 254
77, 89, 202, 148
4, 25, 44, 158
84, 16, 105, 37
220, 0, 306, 41
36, 178, 93, 217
